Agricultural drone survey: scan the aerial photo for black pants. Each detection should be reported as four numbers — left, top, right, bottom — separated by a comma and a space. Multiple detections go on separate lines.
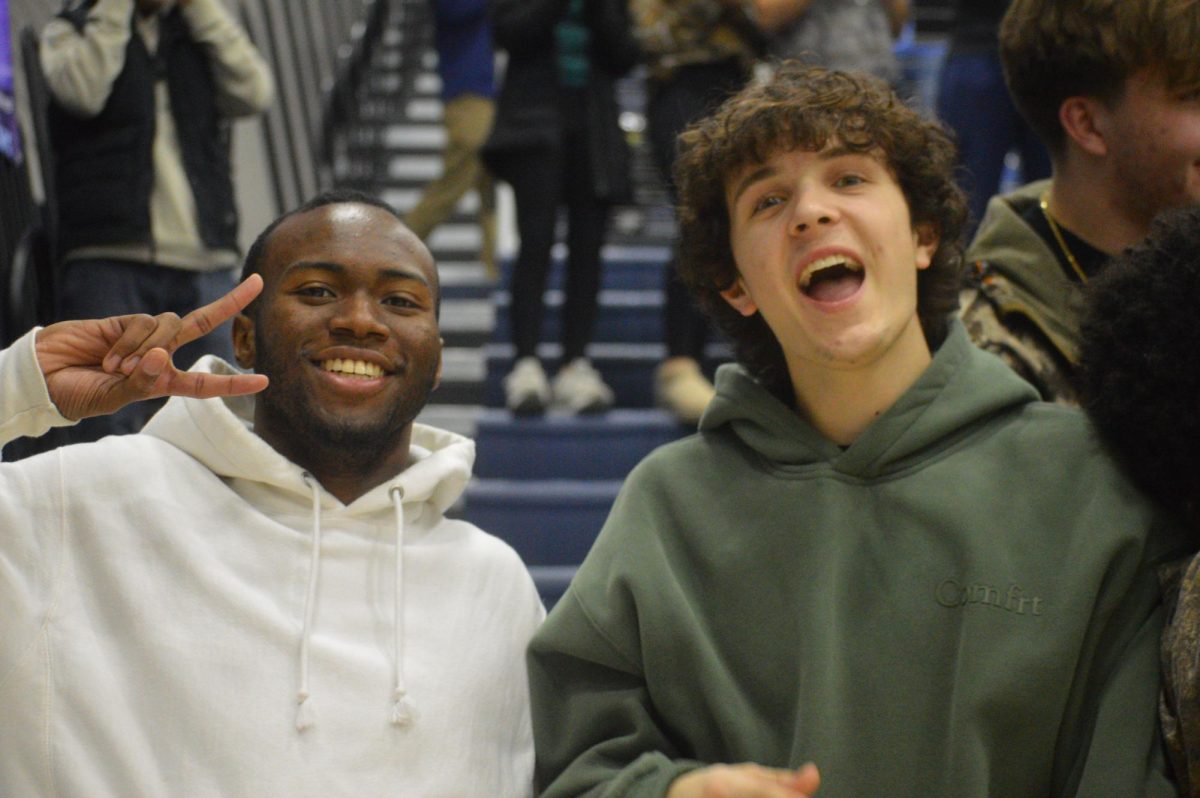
646, 60, 748, 360
506, 124, 610, 363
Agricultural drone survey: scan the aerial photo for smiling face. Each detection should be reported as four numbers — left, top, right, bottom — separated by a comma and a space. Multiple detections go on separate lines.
233, 203, 442, 473
1098, 69, 1200, 228
722, 145, 937, 397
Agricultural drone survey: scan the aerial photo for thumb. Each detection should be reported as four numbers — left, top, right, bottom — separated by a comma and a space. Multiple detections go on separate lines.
117, 347, 173, 402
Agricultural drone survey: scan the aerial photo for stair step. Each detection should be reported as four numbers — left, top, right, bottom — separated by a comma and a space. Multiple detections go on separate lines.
474, 408, 684, 479
382, 185, 481, 214
383, 124, 447, 151
528, 564, 577, 609
462, 478, 621, 565
483, 341, 730, 409
498, 246, 668, 291
388, 154, 444, 181
415, 403, 483, 438
405, 97, 443, 123
493, 288, 663, 345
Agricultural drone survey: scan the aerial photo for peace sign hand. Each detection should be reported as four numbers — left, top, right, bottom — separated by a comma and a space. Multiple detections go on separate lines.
34, 275, 269, 421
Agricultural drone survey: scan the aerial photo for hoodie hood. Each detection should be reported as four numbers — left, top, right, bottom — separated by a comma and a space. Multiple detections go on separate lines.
141, 355, 476, 730
141, 356, 475, 515
966, 179, 1087, 363
699, 320, 1039, 480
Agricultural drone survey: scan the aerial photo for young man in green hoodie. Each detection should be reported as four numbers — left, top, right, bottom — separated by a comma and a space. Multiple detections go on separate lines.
527, 62, 1184, 797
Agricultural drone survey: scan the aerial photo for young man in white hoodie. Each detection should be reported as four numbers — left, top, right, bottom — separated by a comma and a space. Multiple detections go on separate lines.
0, 190, 545, 796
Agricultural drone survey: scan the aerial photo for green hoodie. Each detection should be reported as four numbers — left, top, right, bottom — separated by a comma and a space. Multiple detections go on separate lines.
960, 180, 1086, 403
529, 322, 1182, 797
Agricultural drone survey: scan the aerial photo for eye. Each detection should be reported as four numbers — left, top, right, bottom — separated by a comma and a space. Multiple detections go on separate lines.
751, 193, 785, 214
834, 173, 866, 188
384, 294, 424, 311
293, 284, 334, 300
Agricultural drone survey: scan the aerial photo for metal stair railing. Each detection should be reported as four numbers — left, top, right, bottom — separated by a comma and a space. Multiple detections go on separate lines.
239, 0, 394, 213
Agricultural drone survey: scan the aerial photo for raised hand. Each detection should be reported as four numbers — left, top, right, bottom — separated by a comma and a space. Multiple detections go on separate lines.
667, 762, 821, 798
34, 274, 269, 421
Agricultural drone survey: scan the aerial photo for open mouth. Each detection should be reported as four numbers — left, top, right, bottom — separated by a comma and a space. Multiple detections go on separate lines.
320, 358, 386, 379
799, 254, 865, 302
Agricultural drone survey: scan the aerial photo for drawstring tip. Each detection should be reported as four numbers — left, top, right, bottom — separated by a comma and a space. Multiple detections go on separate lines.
390, 695, 415, 726
295, 696, 315, 731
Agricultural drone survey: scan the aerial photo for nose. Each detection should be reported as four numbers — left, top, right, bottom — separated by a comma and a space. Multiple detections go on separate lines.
330, 292, 389, 340
790, 186, 838, 235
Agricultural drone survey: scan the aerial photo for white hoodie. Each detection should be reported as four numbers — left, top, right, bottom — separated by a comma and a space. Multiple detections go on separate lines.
0, 329, 545, 796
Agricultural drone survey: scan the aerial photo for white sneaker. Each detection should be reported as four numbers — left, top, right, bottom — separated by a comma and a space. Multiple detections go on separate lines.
504, 356, 550, 416
655, 357, 715, 425
552, 358, 615, 414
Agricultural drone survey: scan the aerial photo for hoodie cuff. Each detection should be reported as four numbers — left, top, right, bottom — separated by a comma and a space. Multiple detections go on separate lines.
0, 328, 76, 450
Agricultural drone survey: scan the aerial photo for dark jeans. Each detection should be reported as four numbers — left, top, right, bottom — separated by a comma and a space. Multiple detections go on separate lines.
56, 258, 238, 443
505, 126, 611, 363
646, 60, 748, 361
936, 51, 1051, 234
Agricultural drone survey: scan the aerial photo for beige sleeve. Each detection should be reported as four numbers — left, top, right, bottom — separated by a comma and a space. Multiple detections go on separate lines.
39, 0, 136, 118
179, 0, 274, 117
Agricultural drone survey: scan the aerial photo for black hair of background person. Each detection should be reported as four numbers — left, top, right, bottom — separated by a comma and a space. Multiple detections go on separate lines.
1079, 206, 1200, 528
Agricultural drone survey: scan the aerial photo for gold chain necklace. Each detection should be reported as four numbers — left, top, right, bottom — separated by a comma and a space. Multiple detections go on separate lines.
1039, 193, 1088, 284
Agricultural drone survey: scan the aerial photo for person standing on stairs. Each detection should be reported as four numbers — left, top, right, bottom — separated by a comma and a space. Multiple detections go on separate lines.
768, 0, 910, 88
631, 0, 809, 426
526, 63, 1186, 797
40, 0, 274, 444
0, 190, 544, 795
404, 0, 498, 277
483, 0, 640, 416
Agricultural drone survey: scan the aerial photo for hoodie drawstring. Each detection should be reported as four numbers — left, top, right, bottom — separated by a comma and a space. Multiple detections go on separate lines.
295, 473, 323, 731
291, 477, 414, 731
389, 486, 415, 726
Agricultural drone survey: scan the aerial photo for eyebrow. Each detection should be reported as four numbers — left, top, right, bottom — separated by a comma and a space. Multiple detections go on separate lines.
728, 145, 868, 207
282, 260, 433, 289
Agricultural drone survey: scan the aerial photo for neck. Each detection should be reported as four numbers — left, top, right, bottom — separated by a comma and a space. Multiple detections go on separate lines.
788, 322, 932, 446
1048, 160, 1150, 256
255, 417, 414, 505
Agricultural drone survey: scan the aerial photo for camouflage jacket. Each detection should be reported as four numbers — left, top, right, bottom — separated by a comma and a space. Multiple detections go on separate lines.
629, 0, 765, 80
1161, 555, 1200, 797
959, 180, 1083, 406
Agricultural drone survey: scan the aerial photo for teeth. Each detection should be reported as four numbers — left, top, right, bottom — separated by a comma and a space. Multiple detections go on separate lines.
321, 359, 384, 378
800, 255, 863, 288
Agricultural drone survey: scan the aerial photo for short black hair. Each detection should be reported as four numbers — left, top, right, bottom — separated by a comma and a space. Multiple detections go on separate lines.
1079, 206, 1200, 529
240, 189, 405, 283
238, 189, 439, 318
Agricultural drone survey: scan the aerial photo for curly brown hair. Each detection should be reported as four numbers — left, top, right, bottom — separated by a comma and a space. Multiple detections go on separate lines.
1000, 0, 1200, 156
673, 62, 968, 401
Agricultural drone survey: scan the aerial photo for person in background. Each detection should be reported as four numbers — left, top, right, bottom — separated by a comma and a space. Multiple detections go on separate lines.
935, 0, 1049, 233
526, 62, 1184, 798
1078, 206, 1200, 797
960, 0, 1200, 404
404, 0, 498, 277
633, 0, 803, 426
40, 0, 273, 442
0, 191, 544, 795
483, 0, 639, 415
769, 0, 909, 87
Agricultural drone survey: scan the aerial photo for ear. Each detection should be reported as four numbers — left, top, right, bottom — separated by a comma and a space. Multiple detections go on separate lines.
719, 276, 758, 317
232, 313, 256, 370
1059, 96, 1108, 157
913, 223, 939, 271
